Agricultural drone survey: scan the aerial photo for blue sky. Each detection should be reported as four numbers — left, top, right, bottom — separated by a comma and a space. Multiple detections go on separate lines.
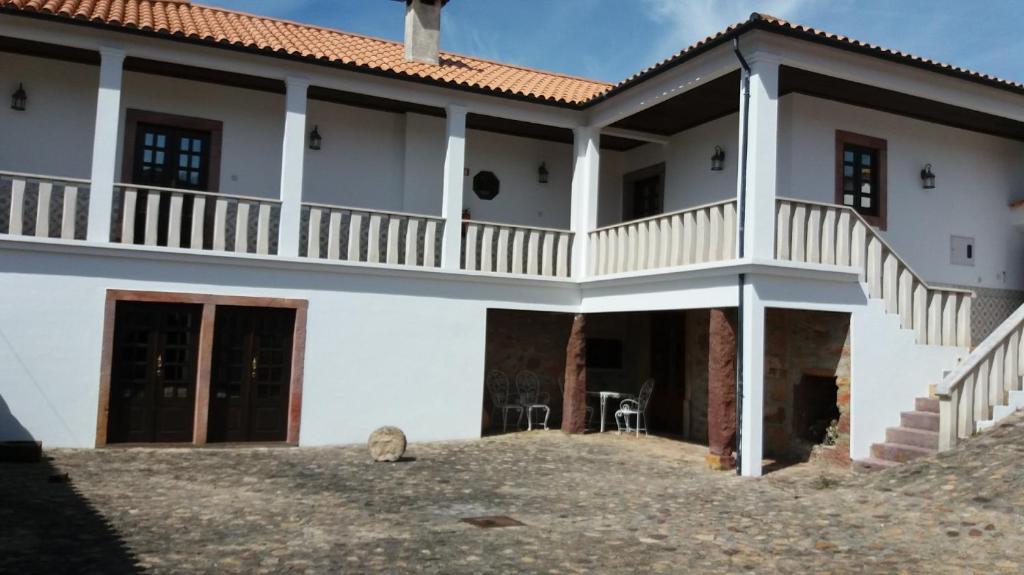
204, 0, 1024, 85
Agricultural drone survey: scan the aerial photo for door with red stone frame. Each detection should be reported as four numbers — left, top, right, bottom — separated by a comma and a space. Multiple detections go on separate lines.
648, 311, 685, 434
208, 306, 295, 442
108, 302, 202, 443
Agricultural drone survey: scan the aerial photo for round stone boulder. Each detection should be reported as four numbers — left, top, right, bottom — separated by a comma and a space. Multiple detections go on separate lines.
367, 426, 407, 462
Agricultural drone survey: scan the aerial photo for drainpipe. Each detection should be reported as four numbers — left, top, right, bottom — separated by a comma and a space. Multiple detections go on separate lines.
733, 37, 751, 476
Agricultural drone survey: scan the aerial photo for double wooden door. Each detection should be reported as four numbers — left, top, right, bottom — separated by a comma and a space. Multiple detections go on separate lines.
208, 306, 295, 443
108, 302, 202, 443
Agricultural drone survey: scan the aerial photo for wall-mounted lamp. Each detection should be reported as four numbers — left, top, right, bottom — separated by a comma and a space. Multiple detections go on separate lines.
10, 83, 26, 111
538, 162, 549, 184
711, 145, 725, 171
309, 125, 322, 150
920, 163, 936, 189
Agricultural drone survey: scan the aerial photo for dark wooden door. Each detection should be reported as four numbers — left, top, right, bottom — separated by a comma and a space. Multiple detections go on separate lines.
108, 302, 201, 443
648, 311, 685, 435
209, 307, 295, 443
630, 175, 664, 219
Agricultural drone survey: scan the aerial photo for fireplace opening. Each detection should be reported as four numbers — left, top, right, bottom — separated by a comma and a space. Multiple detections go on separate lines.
792, 375, 840, 446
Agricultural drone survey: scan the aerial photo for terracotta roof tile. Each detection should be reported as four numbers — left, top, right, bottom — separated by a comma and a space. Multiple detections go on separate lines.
2, 3, 1022, 107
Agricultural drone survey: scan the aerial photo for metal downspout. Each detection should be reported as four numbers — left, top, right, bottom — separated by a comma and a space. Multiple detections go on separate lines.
733, 37, 751, 476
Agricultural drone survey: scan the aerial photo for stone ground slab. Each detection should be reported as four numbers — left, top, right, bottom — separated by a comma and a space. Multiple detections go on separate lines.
2, 417, 1023, 574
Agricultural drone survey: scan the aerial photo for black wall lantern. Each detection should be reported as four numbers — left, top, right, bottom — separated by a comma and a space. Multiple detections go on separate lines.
710, 145, 725, 171
309, 125, 322, 150
10, 83, 27, 111
920, 163, 936, 189
538, 162, 549, 184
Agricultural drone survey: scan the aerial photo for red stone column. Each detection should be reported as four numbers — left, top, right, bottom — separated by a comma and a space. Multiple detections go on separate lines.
562, 314, 588, 434
707, 308, 737, 470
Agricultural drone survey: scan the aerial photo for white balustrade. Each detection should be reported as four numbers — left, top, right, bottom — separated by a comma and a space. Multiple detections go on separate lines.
114, 184, 280, 254
301, 202, 444, 268
936, 303, 1024, 451
462, 220, 572, 278
1, 171, 90, 240
775, 197, 973, 347
588, 200, 737, 276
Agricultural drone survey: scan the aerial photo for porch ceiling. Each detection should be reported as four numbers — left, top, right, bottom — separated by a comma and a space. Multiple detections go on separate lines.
780, 66, 1024, 142
466, 114, 642, 151
609, 71, 741, 137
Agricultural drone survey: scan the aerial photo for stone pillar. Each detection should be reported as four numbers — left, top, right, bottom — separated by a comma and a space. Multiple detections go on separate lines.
86, 46, 125, 242
562, 314, 588, 434
570, 127, 599, 278
277, 76, 310, 257
440, 105, 467, 270
707, 308, 737, 470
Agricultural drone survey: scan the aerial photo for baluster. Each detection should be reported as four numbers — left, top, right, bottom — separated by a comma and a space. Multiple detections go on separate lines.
695, 210, 709, 264
257, 203, 272, 255
851, 219, 867, 274
307, 207, 322, 258
511, 228, 526, 274
347, 212, 364, 261
595, 231, 607, 275
775, 200, 791, 260
806, 205, 821, 264
386, 217, 401, 265
35, 182, 52, 237
367, 214, 382, 263
835, 211, 851, 266
959, 372, 975, 440
976, 359, 991, 424
327, 209, 343, 260
940, 386, 960, 451
480, 224, 494, 272
956, 294, 972, 348
658, 217, 671, 267
682, 212, 696, 265
709, 206, 723, 262
465, 223, 479, 271
61, 185, 78, 239
927, 292, 943, 345
647, 220, 660, 268
898, 267, 914, 329
166, 192, 183, 248
190, 196, 206, 249
882, 251, 899, 314
821, 207, 837, 265
234, 201, 250, 253
404, 218, 420, 266
496, 227, 509, 273
866, 236, 883, 299
212, 197, 228, 251
423, 219, 437, 267
120, 188, 137, 243
615, 227, 628, 272
636, 222, 648, 270
625, 224, 637, 271
527, 229, 541, 275
556, 232, 570, 277
991, 344, 1006, 409
1005, 332, 1019, 395
942, 292, 958, 346
144, 191, 161, 246
723, 202, 737, 260
7, 178, 25, 235
790, 203, 806, 262
913, 283, 928, 344
670, 214, 683, 265
542, 231, 555, 276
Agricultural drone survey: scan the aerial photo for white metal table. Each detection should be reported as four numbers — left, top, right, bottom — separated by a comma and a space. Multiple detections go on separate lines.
586, 390, 634, 433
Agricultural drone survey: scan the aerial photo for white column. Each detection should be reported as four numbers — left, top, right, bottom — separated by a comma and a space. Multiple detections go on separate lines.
86, 47, 125, 242
740, 54, 781, 261
739, 278, 766, 477
440, 105, 467, 270
277, 76, 310, 257
571, 126, 600, 278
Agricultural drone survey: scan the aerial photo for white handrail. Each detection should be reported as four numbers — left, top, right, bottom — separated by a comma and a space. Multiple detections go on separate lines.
0, 170, 92, 185
301, 201, 442, 222
590, 198, 737, 234
463, 219, 572, 235
114, 182, 281, 204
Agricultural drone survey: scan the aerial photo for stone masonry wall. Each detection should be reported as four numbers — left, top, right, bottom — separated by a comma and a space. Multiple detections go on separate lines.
764, 309, 852, 464
684, 310, 710, 445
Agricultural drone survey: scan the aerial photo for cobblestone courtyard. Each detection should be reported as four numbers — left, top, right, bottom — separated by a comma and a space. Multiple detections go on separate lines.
4, 415, 1024, 574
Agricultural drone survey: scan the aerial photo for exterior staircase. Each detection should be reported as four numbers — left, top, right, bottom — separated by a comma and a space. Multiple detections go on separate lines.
854, 396, 939, 472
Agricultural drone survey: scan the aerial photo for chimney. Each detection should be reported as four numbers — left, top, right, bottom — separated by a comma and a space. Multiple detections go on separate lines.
402, 0, 445, 65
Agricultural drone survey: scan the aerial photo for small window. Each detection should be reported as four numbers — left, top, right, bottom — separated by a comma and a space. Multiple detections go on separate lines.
835, 131, 887, 229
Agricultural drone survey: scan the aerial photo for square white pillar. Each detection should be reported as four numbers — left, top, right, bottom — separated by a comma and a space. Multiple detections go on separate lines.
86, 47, 125, 242
277, 76, 310, 258
739, 279, 766, 477
571, 126, 600, 278
440, 105, 467, 270
739, 55, 781, 261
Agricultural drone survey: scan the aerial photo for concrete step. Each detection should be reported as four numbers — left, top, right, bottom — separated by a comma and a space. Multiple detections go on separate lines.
915, 397, 940, 414
1008, 389, 1024, 409
901, 410, 940, 432
993, 404, 1017, 420
870, 442, 935, 463
977, 419, 996, 433
852, 457, 900, 473
885, 427, 939, 450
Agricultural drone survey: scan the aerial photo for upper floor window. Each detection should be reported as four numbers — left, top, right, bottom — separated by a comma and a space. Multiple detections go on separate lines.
835, 130, 887, 229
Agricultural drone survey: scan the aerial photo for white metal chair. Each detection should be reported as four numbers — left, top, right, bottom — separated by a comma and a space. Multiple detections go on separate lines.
486, 370, 523, 432
556, 376, 595, 429
515, 370, 551, 430
615, 378, 655, 437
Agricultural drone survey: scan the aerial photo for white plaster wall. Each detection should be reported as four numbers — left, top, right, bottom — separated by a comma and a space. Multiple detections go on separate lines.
0, 244, 578, 448
778, 93, 1024, 290
401, 113, 445, 215
464, 129, 574, 228
0, 53, 97, 178
597, 148, 624, 227
303, 100, 406, 210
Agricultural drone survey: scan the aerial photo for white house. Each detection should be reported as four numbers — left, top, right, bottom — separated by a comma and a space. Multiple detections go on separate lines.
1, 0, 1023, 476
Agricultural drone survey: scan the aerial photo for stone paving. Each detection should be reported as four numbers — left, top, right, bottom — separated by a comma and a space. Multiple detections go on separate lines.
3, 416, 1024, 574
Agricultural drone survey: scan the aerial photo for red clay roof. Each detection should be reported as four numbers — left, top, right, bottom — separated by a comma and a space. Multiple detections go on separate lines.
2, 3, 1023, 107
0, 0, 612, 105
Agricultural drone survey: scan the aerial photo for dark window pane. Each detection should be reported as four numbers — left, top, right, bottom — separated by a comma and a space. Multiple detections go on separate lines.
156, 134, 166, 148
844, 150, 854, 162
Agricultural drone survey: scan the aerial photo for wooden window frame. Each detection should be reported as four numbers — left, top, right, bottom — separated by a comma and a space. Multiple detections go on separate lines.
96, 290, 307, 447
835, 130, 887, 230
621, 162, 666, 222
122, 109, 224, 191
